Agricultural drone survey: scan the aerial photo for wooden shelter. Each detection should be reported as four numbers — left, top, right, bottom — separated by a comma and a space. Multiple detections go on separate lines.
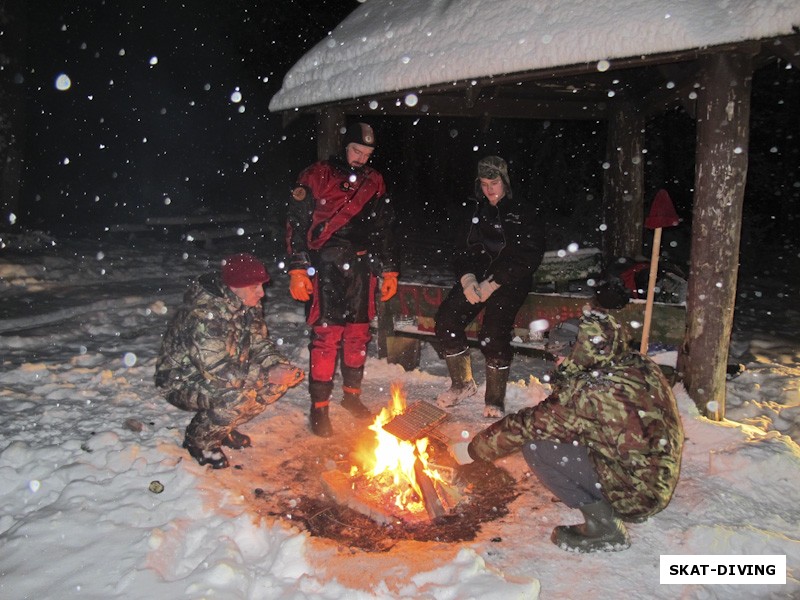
269, 0, 800, 420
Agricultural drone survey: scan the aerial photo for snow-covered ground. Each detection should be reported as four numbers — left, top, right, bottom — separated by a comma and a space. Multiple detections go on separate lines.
0, 229, 798, 599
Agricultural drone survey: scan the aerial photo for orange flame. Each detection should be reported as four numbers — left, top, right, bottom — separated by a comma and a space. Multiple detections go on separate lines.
354, 383, 443, 514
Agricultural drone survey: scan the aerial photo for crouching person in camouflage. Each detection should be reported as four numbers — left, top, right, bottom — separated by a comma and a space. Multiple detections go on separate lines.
452, 308, 683, 552
155, 253, 304, 469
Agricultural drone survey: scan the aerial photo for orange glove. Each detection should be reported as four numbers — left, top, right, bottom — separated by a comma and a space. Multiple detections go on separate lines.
288, 269, 313, 302
380, 271, 399, 301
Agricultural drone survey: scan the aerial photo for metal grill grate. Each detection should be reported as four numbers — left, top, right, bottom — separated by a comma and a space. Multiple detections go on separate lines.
382, 400, 449, 441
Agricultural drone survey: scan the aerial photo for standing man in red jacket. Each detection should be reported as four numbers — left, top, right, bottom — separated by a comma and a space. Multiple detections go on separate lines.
286, 122, 399, 437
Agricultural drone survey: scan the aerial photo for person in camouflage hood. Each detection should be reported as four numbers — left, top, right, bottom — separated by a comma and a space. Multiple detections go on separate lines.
459, 307, 684, 552
155, 254, 304, 469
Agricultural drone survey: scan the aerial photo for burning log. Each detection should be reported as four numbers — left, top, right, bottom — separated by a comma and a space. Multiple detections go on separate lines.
425, 461, 463, 512
319, 389, 466, 525
320, 458, 463, 525
320, 469, 396, 525
413, 459, 446, 519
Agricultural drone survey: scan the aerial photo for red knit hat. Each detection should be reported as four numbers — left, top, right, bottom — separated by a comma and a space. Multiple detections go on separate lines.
222, 253, 270, 287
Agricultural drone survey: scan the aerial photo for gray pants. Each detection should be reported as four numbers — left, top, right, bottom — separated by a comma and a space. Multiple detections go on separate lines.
521, 441, 605, 508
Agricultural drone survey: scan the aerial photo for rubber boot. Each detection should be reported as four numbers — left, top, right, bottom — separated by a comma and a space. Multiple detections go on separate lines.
183, 413, 229, 468
483, 362, 509, 418
340, 365, 373, 419
436, 350, 478, 408
222, 429, 252, 449
551, 500, 631, 553
309, 379, 334, 437
182, 440, 229, 469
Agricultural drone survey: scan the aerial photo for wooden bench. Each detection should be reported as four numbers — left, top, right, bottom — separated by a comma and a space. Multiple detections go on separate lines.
375, 281, 686, 371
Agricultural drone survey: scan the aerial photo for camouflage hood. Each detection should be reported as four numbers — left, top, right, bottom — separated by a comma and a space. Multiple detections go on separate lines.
561, 309, 630, 372
192, 272, 242, 308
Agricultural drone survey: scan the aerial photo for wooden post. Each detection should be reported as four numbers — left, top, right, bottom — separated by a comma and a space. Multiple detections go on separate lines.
677, 50, 753, 420
603, 101, 644, 259
316, 107, 344, 161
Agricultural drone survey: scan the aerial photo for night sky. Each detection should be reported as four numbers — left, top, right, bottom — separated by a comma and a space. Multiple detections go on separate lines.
17, 0, 359, 230
6, 1, 799, 263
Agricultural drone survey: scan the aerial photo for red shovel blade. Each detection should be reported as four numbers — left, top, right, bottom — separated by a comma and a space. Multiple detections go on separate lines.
645, 189, 679, 229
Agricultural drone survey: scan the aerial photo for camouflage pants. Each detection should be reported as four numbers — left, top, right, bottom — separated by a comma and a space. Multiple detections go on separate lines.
166, 382, 278, 450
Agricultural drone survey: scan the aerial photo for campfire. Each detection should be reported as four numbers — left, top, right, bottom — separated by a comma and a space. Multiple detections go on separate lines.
249, 383, 520, 550
321, 384, 463, 524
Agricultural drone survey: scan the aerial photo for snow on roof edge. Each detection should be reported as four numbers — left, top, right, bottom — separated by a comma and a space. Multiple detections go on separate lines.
269, 0, 800, 112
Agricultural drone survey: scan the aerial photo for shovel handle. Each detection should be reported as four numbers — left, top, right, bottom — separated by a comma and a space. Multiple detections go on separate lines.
640, 227, 663, 354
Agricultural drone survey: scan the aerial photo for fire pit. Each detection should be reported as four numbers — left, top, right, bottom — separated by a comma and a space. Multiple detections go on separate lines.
321, 386, 464, 524
247, 382, 521, 552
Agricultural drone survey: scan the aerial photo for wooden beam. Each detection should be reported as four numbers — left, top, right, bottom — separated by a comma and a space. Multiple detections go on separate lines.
316, 107, 344, 161
464, 83, 481, 108
603, 100, 644, 258
677, 50, 754, 420
345, 95, 607, 120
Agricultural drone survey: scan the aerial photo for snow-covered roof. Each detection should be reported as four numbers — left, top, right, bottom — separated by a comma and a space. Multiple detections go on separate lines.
269, 0, 800, 112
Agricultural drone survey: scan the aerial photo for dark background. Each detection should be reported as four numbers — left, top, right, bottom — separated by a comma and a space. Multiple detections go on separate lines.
17, 0, 358, 228
5, 0, 799, 271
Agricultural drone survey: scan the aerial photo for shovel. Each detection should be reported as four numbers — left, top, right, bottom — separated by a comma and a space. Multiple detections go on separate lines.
640, 189, 679, 354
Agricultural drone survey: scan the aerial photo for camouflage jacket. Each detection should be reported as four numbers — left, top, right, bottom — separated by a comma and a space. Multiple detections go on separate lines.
154, 273, 289, 397
469, 312, 684, 518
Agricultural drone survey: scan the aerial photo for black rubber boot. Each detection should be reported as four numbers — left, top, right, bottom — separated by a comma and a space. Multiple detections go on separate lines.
183, 440, 229, 469
551, 500, 631, 553
484, 362, 509, 418
309, 379, 334, 437
222, 429, 252, 449
341, 365, 373, 419
436, 350, 477, 408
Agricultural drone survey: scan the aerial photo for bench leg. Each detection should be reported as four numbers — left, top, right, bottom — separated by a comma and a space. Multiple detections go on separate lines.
385, 336, 421, 371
